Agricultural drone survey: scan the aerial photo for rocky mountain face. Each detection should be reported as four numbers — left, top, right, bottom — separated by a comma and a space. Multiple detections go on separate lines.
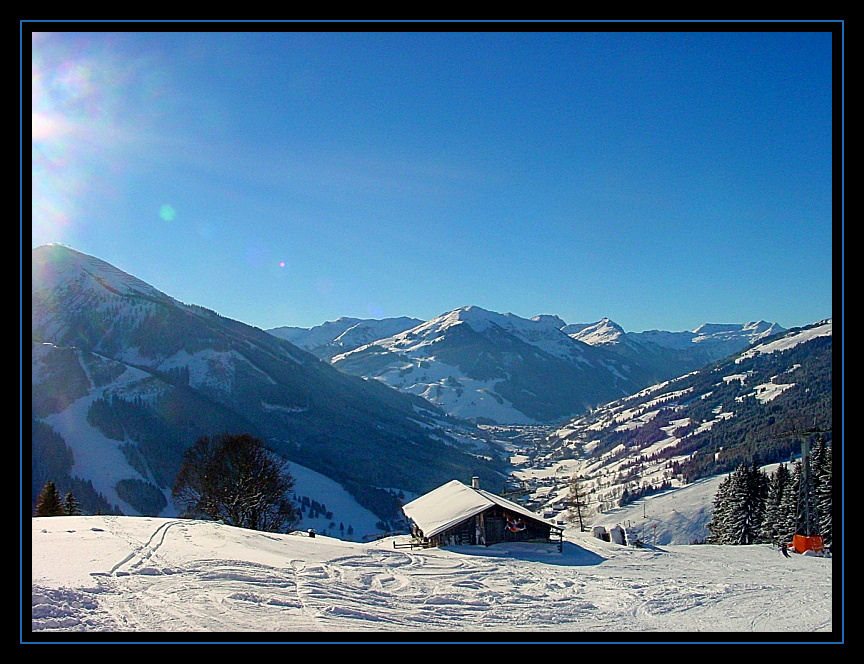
31, 245, 507, 521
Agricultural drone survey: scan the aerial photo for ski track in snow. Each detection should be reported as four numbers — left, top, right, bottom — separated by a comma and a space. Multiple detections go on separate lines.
30, 516, 833, 634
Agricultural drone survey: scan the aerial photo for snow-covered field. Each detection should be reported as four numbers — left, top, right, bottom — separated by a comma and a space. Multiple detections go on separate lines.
30, 515, 833, 638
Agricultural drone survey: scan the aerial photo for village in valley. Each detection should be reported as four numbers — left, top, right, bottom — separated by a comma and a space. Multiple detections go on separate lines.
476, 423, 662, 537
390, 422, 653, 553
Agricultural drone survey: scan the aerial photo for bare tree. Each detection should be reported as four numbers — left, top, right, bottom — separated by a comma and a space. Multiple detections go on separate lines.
172, 433, 299, 533
566, 475, 587, 531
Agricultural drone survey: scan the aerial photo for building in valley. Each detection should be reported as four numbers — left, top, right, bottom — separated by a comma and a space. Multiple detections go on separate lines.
401, 477, 564, 549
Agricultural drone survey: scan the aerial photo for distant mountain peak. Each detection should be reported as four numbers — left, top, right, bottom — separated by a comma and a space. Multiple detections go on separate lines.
330, 307, 651, 424
691, 320, 782, 336
531, 314, 567, 329
563, 318, 626, 345
415, 305, 504, 335
267, 315, 422, 360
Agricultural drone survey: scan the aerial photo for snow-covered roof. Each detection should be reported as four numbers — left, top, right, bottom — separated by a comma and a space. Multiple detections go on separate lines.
402, 480, 561, 539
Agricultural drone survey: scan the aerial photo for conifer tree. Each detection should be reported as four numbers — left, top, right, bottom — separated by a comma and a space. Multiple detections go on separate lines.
751, 462, 770, 541
708, 462, 769, 545
707, 475, 733, 544
777, 461, 802, 544
34, 481, 66, 517
63, 492, 81, 516
725, 462, 768, 545
795, 448, 820, 537
814, 439, 832, 547
804, 437, 826, 536
760, 463, 791, 545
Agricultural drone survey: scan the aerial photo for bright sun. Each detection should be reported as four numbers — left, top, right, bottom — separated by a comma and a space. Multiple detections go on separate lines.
31, 33, 164, 244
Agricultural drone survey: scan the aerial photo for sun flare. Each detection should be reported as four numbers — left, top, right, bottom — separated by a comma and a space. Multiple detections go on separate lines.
31, 34, 165, 245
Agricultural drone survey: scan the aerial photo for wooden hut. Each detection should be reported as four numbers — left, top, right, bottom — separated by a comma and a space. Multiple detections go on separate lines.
401, 477, 564, 548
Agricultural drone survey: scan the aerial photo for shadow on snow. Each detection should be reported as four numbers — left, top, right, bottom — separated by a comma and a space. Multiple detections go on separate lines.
441, 541, 607, 567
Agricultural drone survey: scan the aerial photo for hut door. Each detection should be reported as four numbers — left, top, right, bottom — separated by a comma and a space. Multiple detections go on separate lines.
486, 516, 505, 544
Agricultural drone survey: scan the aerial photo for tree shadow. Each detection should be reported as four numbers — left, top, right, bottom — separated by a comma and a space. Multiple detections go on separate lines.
443, 541, 607, 567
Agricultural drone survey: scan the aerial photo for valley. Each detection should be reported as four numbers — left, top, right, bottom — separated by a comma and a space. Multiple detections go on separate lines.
30, 244, 832, 550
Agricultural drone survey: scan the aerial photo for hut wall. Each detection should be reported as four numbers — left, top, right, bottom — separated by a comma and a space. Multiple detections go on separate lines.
484, 506, 551, 544
436, 518, 478, 546
426, 507, 554, 547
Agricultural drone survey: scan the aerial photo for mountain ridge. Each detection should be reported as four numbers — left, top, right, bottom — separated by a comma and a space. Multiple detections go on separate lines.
31, 245, 507, 527
328, 306, 657, 424
283, 305, 788, 425
528, 318, 832, 520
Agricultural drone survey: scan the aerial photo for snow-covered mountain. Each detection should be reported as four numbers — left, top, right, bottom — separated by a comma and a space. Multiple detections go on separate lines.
559, 317, 784, 357
329, 306, 658, 425
324, 307, 787, 426
555, 317, 787, 392
31, 245, 507, 529
562, 317, 627, 345
528, 319, 832, 523
268, 316, 422, 361
630, 320, 785, 357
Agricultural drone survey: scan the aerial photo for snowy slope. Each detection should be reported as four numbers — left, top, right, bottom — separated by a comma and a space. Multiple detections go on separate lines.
735, 319, 832, 363
29, 516, 834, 635
31, 245, 507, 527
31, 340, 389, 541
597, 462, 792, 546
508, 318, 831, 533
562, 318, 626, 345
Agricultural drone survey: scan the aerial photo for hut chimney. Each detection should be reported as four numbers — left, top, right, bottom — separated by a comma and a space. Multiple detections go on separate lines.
471, 476, 480, 489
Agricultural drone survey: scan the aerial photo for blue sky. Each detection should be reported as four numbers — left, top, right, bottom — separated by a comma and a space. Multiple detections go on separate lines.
30, 29, 835, 333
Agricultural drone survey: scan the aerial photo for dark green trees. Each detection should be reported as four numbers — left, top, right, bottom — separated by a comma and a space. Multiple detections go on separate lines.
814, 438, 833, 547
63, 492, 81, 516
759, 462, 792, 544
706, 474, 733, 544
707, 440, 832, 548
804, 436, 833, 547
728, 462, 769, 545
706, 462, 768, 544
34, 481, 84, 517
34, 481, 66, 516
172, 433, 299, 533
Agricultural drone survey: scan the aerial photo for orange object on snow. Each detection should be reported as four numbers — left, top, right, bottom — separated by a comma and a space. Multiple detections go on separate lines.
792, 534, 824, 554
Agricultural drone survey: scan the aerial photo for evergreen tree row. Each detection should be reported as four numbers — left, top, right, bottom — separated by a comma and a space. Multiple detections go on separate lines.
706, 437, 832, 548
33, 481, 81, 517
